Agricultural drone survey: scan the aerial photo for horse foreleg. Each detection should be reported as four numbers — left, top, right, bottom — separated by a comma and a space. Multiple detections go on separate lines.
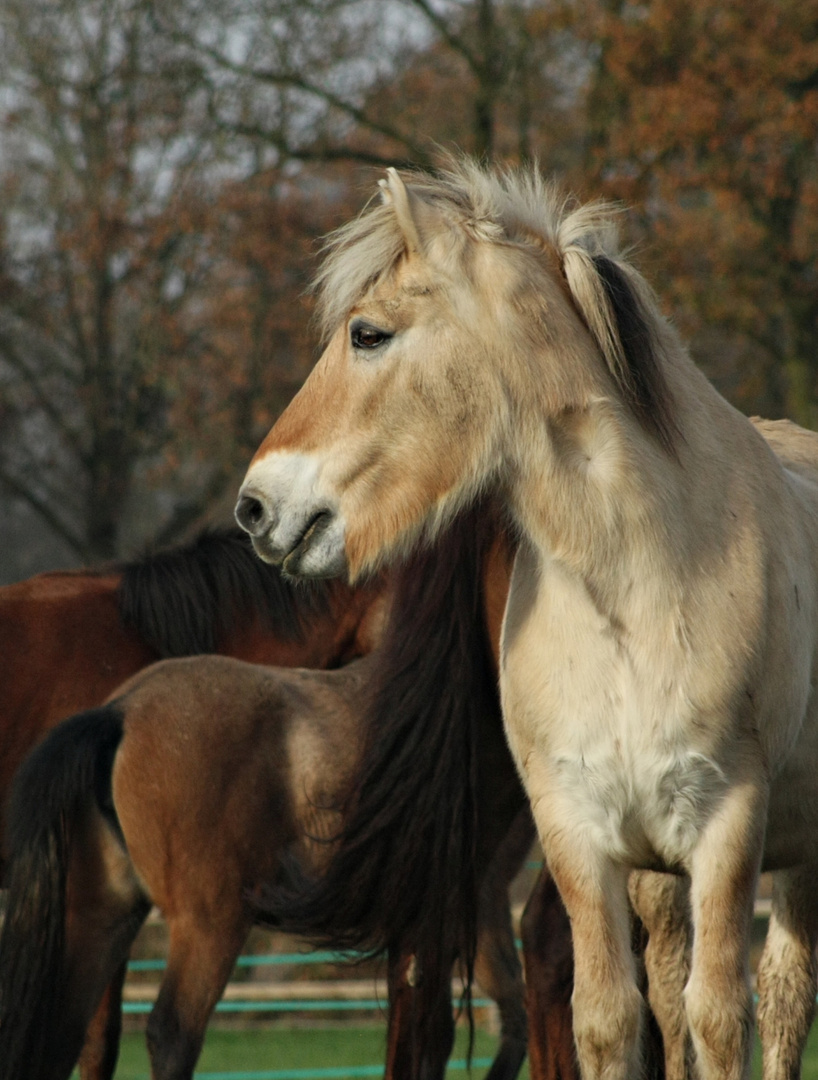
756, 865, 818, 1080
543, 842, 643, 1080
147, 915, 249, 1080
685, 785, 766, 1080
519, 866, 578, 1080
77, 961, 128, 1080
628, 870, 692, 1080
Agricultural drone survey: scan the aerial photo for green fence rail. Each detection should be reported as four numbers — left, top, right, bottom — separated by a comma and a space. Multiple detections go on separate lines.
123, 949, 495, 1078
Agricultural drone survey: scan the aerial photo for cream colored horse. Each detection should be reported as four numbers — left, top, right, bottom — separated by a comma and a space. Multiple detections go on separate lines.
235, 161, 818, 1080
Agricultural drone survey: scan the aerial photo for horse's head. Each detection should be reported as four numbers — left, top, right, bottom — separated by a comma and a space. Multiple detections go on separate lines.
236, 161, 676, 580
235, 166, 512, 579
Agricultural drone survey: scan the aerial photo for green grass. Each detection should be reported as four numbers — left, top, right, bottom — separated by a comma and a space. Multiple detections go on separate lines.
94, 1023, 504, 1079
89, 1020, 818, 1079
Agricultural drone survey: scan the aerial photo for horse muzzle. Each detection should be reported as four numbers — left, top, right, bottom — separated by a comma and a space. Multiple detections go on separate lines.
235, 476, 347, 579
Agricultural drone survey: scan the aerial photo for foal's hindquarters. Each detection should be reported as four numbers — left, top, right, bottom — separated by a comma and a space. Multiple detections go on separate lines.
0, 658, 367, 1080
105, 657, 372, 1080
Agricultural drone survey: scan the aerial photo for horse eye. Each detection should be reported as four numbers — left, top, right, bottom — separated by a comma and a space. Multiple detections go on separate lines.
351, 323, 391, 351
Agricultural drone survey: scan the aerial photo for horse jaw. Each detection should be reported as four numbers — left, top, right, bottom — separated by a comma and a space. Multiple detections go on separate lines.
235, 451, 347, 579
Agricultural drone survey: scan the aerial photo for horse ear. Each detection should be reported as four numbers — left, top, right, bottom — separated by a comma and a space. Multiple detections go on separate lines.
379, 168, 424, 256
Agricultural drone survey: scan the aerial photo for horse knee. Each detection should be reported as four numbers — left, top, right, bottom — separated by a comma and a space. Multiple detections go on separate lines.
757, 917, 817, 1080
684, 977, 753, 1080
572, 980, 643, 1080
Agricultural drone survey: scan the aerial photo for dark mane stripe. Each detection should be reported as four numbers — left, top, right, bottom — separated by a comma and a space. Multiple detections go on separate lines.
116, 528, 332, 657
256, 501, 502, 1055
592, 254, 680, 455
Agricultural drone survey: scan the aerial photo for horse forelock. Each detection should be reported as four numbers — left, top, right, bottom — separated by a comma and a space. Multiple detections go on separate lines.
313, 201, 407, 345
315, 162, 608, 324
314, 160, 677, 452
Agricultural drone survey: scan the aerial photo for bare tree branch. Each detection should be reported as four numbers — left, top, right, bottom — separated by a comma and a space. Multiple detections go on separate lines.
0, 332, 86, 463
0, 464, 86, 559
208, 113, 428, 169
167, 24, 432, 163
403, 0, 481, 72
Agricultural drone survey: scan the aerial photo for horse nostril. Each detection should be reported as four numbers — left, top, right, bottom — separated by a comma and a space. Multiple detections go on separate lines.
235, 493, 269, 536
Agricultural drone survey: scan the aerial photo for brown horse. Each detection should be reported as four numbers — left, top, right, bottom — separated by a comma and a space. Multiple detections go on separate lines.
0, 528, 386, 1080
0, 526, 386, 849
0, 505, 543, 1080
0, 518, 576, 1080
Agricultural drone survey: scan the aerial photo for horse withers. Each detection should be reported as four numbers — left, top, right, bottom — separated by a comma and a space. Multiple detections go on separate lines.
236, 160, 818, 1080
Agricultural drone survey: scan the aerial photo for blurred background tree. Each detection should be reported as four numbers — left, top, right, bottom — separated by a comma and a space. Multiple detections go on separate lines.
582, 0, 818, 425
1, 0, 816, 579
0, 0, 215, 566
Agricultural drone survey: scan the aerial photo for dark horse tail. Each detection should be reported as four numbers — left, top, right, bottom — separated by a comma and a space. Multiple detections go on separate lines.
0, 705, 125, 1080
256, 499, 504, 1059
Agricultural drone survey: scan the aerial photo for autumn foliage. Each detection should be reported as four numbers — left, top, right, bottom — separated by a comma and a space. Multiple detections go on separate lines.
1, 0, 817, 570
582, 0, 818, 421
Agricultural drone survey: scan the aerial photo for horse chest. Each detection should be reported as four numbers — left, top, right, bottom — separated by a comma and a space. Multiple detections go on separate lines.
501, 551, 729, 867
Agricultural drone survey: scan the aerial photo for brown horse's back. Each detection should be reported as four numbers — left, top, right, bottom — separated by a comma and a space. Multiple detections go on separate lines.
0, 572, 155, 833
0, 565, 384, 793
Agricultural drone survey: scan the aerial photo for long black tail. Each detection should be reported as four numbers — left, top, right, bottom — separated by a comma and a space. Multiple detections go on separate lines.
256, 500, 504, 1060
0, 705, 124, 1080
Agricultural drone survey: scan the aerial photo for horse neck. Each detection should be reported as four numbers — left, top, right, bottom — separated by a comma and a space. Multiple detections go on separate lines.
504, 334, 755, 600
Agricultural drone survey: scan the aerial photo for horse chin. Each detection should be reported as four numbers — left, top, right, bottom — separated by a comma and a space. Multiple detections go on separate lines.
281, 512, 348, 580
